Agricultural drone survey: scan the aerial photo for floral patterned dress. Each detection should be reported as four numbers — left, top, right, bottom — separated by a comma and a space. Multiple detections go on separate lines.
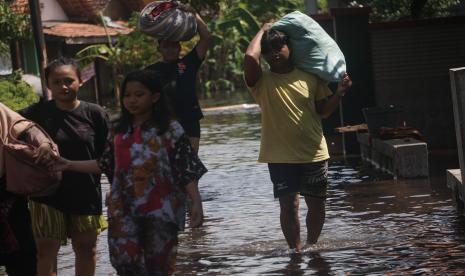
98, 121, 207, 274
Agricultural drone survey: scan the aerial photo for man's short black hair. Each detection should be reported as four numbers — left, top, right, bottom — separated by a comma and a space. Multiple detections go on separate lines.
45, 56, 81, 82
260, 29, 290, 54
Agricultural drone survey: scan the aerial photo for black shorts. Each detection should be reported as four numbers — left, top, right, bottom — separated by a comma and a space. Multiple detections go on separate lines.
179, 120, 201, 138
268, 160, 329, 198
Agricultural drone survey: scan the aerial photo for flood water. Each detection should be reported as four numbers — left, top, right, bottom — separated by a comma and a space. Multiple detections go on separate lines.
7, 105, 465, 275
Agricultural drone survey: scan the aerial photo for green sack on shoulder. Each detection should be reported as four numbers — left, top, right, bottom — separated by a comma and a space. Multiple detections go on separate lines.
271, 11, 346, 82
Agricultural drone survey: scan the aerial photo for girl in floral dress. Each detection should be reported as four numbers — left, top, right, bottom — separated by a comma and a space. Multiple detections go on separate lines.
51, 69, 207, 275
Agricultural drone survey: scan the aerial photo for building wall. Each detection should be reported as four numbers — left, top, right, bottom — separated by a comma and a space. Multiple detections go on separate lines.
370, 16, 465, 148
312, 9, 374, 155
312, 10, 465, 152
40, 0, 68, 21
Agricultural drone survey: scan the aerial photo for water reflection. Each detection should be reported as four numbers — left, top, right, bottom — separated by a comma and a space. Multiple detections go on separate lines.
266, 252, 331, 276
5, 105, 462, 275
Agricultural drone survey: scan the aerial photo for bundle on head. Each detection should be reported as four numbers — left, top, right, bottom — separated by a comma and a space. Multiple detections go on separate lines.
139, 0, 197, 42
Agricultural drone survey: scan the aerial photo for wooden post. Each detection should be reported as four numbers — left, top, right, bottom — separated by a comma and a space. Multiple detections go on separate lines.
28, 0, 49, 100
9, 41, 22, 70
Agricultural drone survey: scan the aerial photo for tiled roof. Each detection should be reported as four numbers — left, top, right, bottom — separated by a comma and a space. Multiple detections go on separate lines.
43, 21, 132, 38
9, 0, 29, 14
9, 0, 110, 18
56, 0, 110, 19
8, 0, 151, 18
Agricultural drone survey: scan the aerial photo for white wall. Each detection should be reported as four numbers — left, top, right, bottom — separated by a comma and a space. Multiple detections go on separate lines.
40, 0, 68, 21
0, 53, 12, 75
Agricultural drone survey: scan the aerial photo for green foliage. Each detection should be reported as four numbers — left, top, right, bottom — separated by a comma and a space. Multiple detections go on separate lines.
76, 12, 161, 106
180, 0, 220, 19
197, 0, 307, 96
0, 72, 38, 111
77, 12, 160, 72
347, 0, 461, 22
234, 0, 304, 22
318, 0, 329, 12
199, 6, 261, 96
116, 12, 161, 70
181, 0, 304, 21
0, 2, 31, 55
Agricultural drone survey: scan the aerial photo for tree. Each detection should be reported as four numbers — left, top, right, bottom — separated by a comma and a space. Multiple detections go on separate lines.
0, 71, 38, 111
183, 0, 304, 97
345, 0, 461, 22
0, 2, 36, 110
200, 7, 260, 97
0, 1, 31, 56
76, 12, 160, 107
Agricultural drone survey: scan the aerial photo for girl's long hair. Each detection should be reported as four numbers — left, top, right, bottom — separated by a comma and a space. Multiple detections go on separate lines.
114, 69, 172, 135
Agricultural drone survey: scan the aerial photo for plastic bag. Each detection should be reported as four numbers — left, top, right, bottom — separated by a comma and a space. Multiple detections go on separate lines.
271, 11, 346, 82
139, 0, 197, 42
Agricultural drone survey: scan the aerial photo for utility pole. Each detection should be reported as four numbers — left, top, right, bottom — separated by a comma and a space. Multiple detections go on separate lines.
28, 0, 50, 100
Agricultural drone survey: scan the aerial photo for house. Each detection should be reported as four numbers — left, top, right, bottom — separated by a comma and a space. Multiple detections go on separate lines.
8, 0, 138, 105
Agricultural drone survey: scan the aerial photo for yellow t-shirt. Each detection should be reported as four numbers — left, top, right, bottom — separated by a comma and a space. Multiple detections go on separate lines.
248, 68, 332, 163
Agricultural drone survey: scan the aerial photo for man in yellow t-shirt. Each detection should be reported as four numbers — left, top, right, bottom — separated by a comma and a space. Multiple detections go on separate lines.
243, 23, 352, 253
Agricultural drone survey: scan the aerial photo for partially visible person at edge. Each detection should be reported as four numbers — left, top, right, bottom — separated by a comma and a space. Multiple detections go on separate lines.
243, 23, 352, 253
0, 102, 56, 276
145, 11, 210, 154
19, 57, 109, 276
49, 69, 207, 275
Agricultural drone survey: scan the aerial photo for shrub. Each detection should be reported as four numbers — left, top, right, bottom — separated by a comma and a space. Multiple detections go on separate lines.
0, 77, 38, 111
